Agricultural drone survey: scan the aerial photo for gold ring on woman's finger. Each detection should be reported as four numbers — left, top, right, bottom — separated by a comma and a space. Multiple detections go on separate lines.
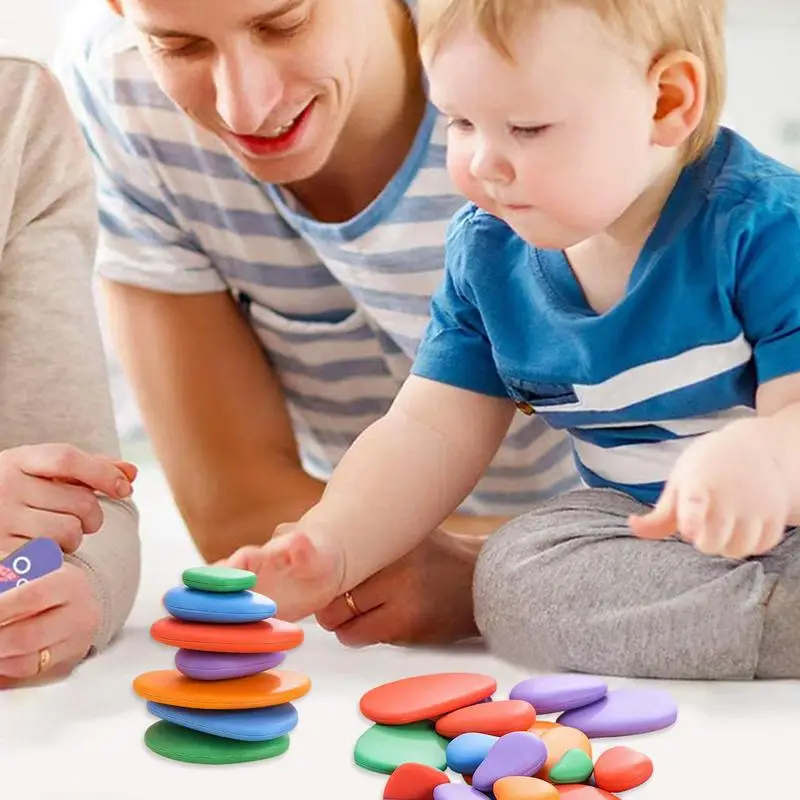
37, 647, 51, 674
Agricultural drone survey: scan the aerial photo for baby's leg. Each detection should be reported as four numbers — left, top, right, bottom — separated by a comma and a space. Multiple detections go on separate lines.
754, 528, 800, 678
473, 488, 781, 680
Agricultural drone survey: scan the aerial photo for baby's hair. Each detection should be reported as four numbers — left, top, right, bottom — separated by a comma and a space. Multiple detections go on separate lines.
417, 0, 726, 162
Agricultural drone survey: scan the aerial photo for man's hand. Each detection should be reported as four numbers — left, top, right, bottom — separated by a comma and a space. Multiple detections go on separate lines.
314, 527, 483, 647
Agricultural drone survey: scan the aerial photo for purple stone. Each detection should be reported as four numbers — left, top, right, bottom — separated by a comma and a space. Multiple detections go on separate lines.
471, 731, 548, 792
175, 649, 285, 681
557, 688, 678, 737
509, 674, 608, 714
433, 786, 489, 800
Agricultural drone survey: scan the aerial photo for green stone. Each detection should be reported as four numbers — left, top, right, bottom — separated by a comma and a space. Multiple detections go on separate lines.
182, 566, 257, 593
354, 722, 448, 774
549, 748, 595, 784
144, 721, 289, 765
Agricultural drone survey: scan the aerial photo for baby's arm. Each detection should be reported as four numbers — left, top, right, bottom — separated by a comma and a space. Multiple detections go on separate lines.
631, 193, 800, 558
230, 374, 515, 620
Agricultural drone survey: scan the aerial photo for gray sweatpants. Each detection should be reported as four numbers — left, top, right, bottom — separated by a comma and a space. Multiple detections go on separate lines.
473, 488, 800, 680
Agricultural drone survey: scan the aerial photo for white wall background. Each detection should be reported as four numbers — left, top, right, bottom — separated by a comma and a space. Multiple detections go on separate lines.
5, 0, 800, 167
0, 0, 798, 185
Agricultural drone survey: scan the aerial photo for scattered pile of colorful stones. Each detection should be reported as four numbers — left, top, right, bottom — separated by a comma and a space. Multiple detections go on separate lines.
132, 566, 310, 765
354, 672, 677, 799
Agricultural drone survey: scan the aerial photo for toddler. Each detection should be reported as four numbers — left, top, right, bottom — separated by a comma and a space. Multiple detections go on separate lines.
227, 0, 800, 679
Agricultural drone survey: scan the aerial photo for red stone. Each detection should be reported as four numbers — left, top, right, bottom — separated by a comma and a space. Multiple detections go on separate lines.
557, 786, 620, 799
383, 763, 450, 799
360, 674, 497, 725
593, 747, 653, 792
435, 700, 536, 739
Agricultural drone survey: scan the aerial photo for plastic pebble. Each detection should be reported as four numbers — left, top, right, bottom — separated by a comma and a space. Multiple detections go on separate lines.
355, 722, 449, 774
361, 674, 497, 726
433, 786, 489, 799
446, 733, 498, 774
436, 700, 536, 739
472, 732, 548, 792
548, 749, 595, 784
557, 689, 677, 738
592, 747, 653, 792
536, 726, 592, 781
510, 676, 608, 714
494, 776, 560, 799
384, 763, 450, 799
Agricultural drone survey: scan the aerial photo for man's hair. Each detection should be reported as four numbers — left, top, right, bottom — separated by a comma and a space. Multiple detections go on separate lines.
418, 0, 727, 162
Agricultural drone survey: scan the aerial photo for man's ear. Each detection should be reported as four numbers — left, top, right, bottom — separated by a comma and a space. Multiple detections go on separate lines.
648, 50, 707, 149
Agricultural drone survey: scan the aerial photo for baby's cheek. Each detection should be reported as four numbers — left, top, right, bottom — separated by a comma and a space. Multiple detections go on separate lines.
447, 152, 495, 212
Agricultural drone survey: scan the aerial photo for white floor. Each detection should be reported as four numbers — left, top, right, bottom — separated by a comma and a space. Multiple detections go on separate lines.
1, 455, 798, 798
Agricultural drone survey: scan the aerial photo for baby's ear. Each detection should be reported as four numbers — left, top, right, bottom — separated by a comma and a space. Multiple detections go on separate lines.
105, 1, 123, 15
648, 50, 707, 150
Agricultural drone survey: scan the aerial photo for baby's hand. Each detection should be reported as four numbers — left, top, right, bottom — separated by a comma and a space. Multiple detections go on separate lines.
629, 421, 790, 559
224, 527, 345, 622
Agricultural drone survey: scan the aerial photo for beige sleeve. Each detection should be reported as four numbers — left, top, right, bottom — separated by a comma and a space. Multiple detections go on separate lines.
0, 55, 141, 651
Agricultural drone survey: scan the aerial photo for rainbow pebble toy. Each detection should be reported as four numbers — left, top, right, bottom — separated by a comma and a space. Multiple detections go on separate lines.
356, 672, 677, 799
133, 566, 309, 765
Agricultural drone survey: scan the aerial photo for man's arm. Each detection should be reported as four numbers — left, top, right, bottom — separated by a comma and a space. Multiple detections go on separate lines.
102, 280, 328, 563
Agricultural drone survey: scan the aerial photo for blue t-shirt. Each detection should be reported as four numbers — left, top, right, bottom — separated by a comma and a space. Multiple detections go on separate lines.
412, 127, 800, 505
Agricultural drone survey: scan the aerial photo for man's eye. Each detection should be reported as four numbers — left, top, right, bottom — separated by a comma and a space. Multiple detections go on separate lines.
149, 38, 205, 58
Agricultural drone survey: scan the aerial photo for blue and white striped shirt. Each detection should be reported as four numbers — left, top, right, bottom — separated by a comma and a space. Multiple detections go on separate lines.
57, 4, 580, 516
412, 128, 800, 505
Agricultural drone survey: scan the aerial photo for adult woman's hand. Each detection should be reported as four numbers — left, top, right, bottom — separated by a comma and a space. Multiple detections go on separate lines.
0, 443, 136, 553
0, 561, 100, 685
0, 444, 137, 686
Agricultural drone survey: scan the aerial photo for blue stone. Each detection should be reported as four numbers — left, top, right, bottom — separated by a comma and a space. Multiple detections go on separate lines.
445, 732, 498, 775
146, 701, 298, 741
162, 586, 277, 623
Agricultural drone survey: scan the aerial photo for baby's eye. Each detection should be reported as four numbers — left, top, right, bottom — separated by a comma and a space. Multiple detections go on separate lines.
446, 118, 474, 132
512, 124, 551, 137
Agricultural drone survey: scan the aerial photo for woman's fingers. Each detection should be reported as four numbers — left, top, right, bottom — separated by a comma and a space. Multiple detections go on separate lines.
0, 565, 98, 682
9, 444, 133, 498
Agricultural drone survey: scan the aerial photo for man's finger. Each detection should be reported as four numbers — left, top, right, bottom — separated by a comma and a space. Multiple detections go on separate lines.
316, 581, 385, 631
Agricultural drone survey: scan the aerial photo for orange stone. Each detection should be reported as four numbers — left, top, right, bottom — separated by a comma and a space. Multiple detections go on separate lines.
535, 726, 592, 781
132, 669, 310, 709
494, 776, 559, 799
383, 763, 450, 799
150, 616, 303, 653
435, 700, 536, 739
529, 721, 563, 737
593, 747, 653, 792
360, 674, 497, 725
557, 787, 620, 799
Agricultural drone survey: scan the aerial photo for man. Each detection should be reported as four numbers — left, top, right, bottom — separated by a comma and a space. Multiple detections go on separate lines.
58, 0, 578, 648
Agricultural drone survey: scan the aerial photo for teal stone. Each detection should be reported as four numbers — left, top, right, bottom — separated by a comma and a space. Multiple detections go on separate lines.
354, 722, 449, 774
548, 748, 595, 784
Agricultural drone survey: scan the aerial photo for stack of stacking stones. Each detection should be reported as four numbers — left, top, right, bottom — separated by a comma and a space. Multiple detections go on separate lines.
353, 673, 676, 799
132, 566, 310, 765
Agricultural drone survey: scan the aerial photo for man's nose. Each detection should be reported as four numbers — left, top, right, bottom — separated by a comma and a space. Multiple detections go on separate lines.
213, 43, 283, 134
